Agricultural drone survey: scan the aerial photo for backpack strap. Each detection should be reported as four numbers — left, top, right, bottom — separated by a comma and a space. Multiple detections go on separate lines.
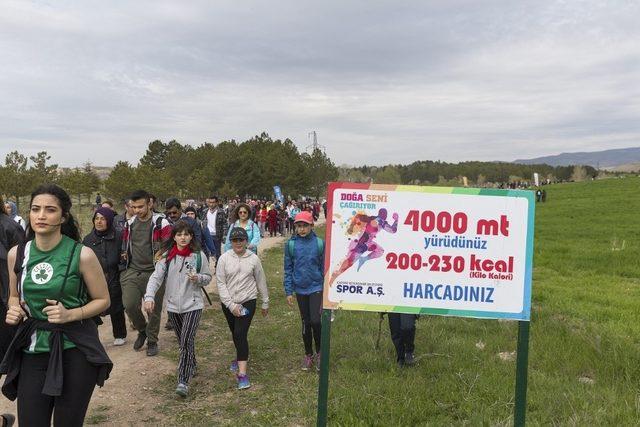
161, 253, 171, 284
196, 251, 202, 273
13, 241, 27, 278
316, 238, 324, 267
287, 239, 295, 259
56, 242, 79, 303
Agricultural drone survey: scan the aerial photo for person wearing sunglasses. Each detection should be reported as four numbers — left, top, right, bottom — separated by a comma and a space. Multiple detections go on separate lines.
223, 203, 260, 254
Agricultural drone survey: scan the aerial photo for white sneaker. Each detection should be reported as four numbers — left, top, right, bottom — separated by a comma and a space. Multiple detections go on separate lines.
114, 338, 126, 346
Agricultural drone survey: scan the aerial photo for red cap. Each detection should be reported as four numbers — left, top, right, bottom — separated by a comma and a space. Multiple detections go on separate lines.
294, 211, 314, 225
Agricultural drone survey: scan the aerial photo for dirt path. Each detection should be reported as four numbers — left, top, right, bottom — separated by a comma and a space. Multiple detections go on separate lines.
1, 222, 323, 425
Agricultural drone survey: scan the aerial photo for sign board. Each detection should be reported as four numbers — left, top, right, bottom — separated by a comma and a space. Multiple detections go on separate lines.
323, 182, 534, 320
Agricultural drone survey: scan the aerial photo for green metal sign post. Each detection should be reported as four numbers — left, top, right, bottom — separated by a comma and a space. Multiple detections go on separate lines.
316, 309, 332, 427
513, 320, 531, 426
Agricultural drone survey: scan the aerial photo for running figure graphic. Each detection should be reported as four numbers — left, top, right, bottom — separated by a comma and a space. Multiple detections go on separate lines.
329, 208, 399, 286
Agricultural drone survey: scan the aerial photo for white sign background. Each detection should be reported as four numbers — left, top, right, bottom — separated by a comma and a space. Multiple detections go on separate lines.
326, 188, 531, 317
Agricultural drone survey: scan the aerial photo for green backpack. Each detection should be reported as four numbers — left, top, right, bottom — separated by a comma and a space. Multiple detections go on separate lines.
162, 251, 202, 284
287, 237, 324, 266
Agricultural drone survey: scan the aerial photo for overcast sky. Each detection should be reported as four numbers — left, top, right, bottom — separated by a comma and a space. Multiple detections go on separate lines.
1, 0, 638, 167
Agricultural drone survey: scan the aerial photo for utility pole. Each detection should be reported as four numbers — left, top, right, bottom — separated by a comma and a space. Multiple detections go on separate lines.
307, 131, 326, 154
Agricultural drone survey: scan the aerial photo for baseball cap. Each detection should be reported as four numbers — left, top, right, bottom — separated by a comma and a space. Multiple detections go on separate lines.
229, 227, 249, 240
294, 211, 314, 225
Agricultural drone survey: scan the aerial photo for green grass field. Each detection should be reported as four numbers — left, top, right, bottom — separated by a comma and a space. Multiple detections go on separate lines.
120, 177, 640, 425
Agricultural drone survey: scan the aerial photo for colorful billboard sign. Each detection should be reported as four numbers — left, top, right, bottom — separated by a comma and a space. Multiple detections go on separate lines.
323, 182, 535, 321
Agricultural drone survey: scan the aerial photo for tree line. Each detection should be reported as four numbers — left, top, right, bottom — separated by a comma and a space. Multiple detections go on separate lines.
0, 133, 338, 205
339, 160, 599, 185
1, 133, 606, 207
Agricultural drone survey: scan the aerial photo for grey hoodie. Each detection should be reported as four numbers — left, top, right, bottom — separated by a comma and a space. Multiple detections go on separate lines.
216, 248, 269, 313
144, 250, 211, 313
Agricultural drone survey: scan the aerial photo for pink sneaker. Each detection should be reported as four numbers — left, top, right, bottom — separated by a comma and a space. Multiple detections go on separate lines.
315, 353, 321, 372
302, 354, 313, 371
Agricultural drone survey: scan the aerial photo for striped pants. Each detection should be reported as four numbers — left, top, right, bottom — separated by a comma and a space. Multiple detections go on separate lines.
168, 309, 202, 384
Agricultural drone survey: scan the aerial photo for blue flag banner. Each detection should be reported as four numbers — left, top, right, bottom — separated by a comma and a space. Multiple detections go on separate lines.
273, 185, 284, 203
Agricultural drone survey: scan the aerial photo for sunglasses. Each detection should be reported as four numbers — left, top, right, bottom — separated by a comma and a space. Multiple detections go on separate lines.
230, 238, 246, 242
238, 210, 248, 214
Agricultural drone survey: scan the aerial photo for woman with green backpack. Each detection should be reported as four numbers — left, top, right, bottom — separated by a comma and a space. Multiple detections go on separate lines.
2, 184, 112, 426
144, 221, 211, 397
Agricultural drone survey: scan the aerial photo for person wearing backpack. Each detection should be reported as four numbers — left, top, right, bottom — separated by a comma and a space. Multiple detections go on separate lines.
143, 221, 211, 397
223, 203, 261, 255
121, 189, 172, 356
283, 211, 325, 371
1, 184, 112, 426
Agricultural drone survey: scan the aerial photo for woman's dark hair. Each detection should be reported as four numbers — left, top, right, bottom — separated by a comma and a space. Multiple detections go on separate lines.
160, 220, 201, 255
230, 203, 252, 223
26, 184, 81, 241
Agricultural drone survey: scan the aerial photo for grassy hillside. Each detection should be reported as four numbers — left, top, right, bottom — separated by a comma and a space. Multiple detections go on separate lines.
143, 177, 639, 426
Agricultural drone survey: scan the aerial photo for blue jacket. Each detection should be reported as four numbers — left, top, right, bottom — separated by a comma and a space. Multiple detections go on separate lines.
283, 231, 324, 296
223, 220, 260, 254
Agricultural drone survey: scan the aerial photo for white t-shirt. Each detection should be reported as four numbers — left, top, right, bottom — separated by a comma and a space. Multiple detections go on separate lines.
207, 209, 217, 236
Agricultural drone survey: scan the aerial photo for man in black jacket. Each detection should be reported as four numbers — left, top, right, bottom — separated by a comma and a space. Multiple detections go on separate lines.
0, 196, 25, 358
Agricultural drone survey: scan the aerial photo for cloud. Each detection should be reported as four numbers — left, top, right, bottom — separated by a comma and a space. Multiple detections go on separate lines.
0, 0, 638, 167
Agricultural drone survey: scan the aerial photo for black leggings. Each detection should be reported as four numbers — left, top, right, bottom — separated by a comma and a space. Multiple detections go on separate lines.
296, 292, 322, 355
110, 309, 127, 339
387, 313, 416, 362
17, 347, 99, 427
221, 299, 256, 361
0, 305, 17, 361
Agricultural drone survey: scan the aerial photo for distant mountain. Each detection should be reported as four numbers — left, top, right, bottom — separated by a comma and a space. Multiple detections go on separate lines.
605, 162, 640, 173
514, 147, 640, 168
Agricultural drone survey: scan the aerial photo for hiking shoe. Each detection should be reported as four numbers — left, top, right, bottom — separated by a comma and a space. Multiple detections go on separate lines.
133, 332, 146, 351
1, 413, 15, 427
230, 360, 239, 373
175, 383, 189, 397
404, 352, 415, 366
302, 354, 313, 371
0, 414, 16, 427
237, 374, 251, 390
146, 342, 159, 356
113, 338, 126, 346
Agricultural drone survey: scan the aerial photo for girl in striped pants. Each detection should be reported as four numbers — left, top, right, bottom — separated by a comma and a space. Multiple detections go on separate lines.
144, 221, 211, 397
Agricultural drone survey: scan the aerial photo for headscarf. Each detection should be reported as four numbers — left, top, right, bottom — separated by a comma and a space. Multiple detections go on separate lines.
5, 201, 18, 219
93, 207, 115, 237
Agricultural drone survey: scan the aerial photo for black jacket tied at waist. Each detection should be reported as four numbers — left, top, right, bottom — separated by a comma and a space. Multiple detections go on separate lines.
0, 317, 113, 400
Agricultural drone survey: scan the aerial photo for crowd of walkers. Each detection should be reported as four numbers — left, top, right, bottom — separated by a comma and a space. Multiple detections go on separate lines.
0, 186, 328, 425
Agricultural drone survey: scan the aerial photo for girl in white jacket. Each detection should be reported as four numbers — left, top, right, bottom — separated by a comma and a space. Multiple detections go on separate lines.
144, 221, 211, 397
216, 227, 269, 390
